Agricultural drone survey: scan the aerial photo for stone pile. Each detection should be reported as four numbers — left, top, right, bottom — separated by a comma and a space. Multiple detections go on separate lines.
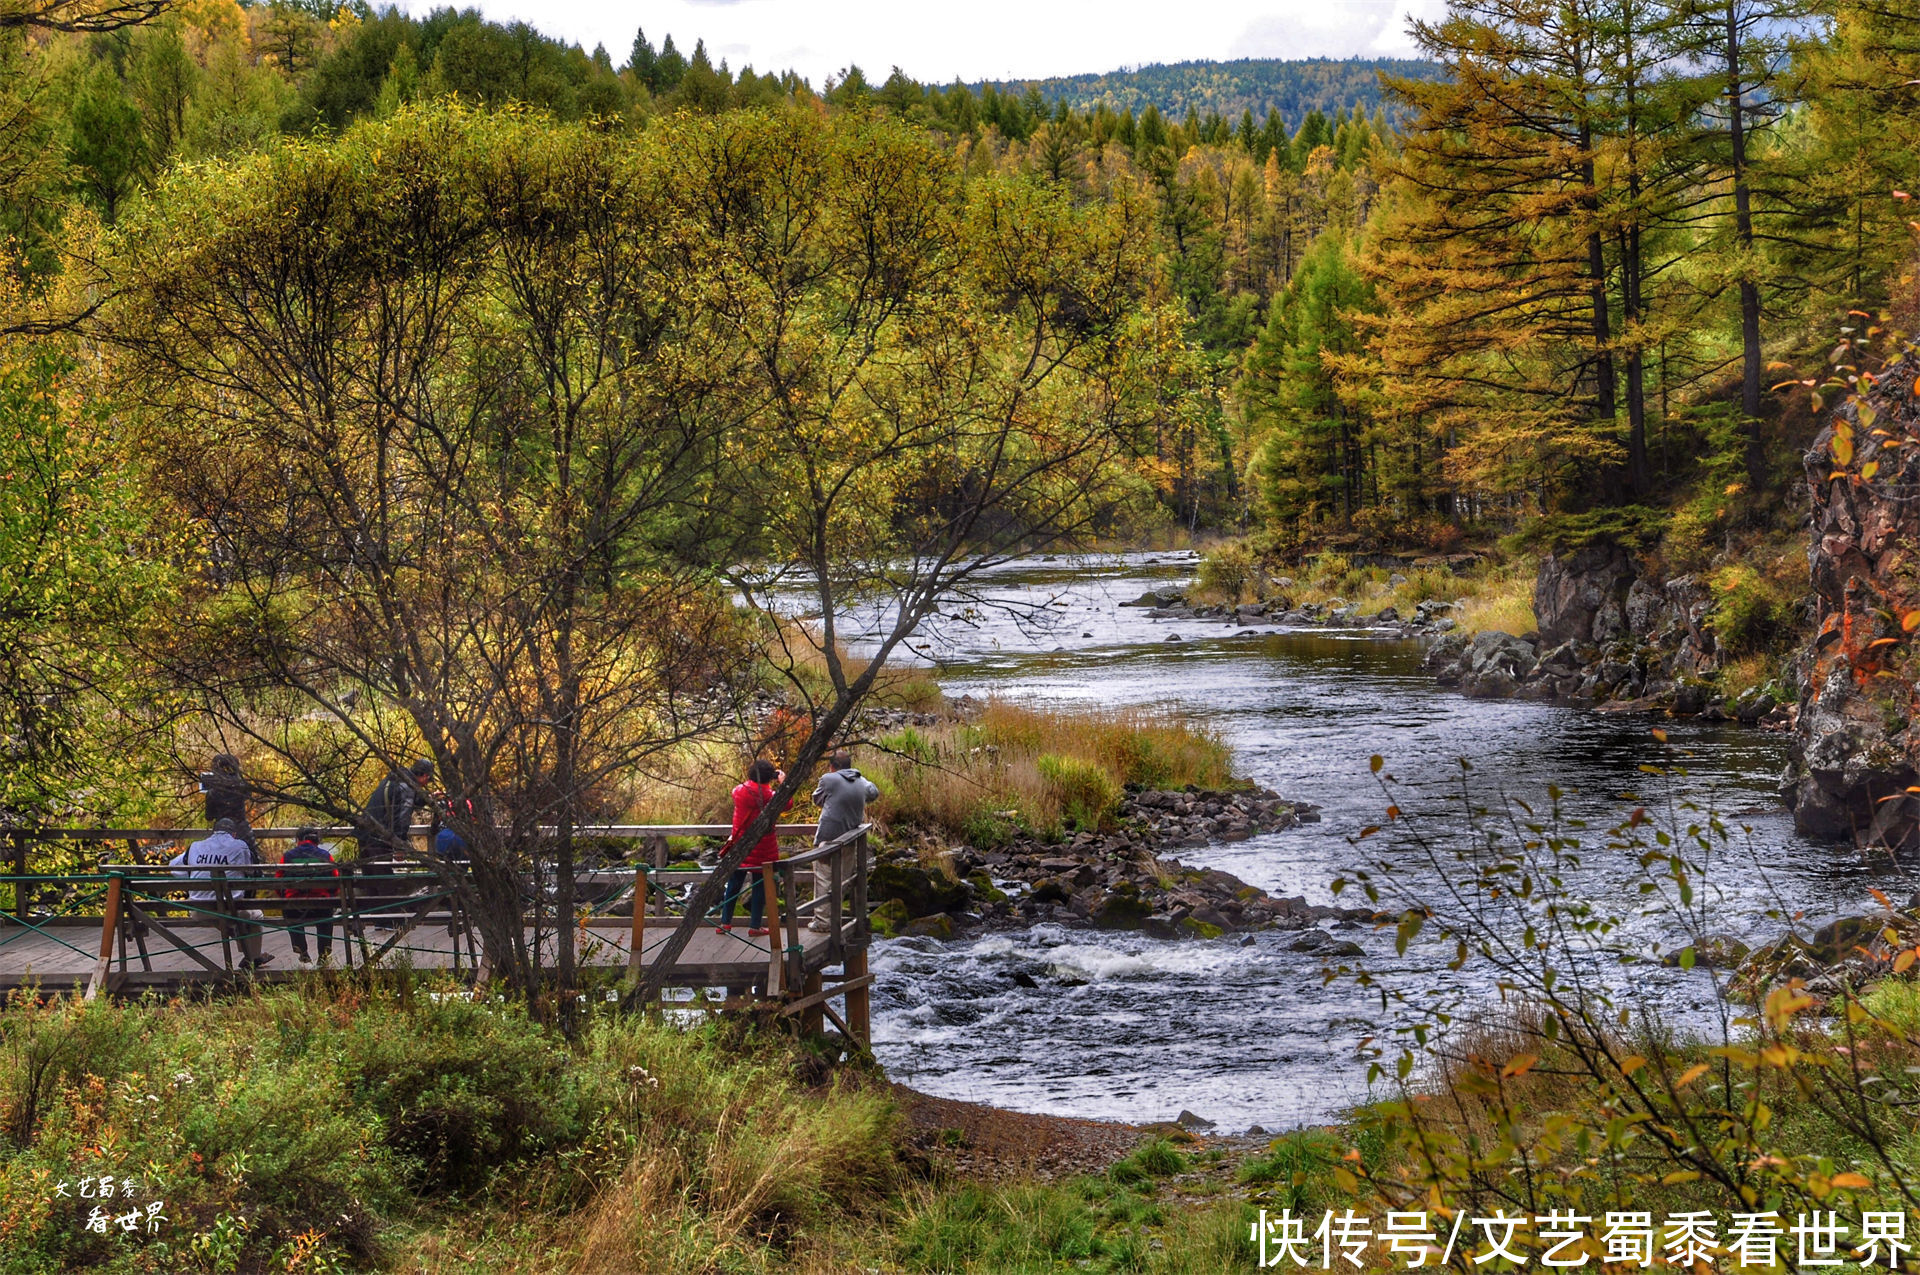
1126, 587, 1460, 637
867, 786, 1364, 941
1416, 551, 1796, 723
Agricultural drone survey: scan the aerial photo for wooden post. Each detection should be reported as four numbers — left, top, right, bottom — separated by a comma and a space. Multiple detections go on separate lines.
213, 868, 234, 970
761, 863, 782, 996
11, 830, 27, 921
845, 832, 871, 1047
341, 874, 358, 969
801, 970, 824, 1036
85, 874, 123, 1002
829, 840, 845, 959
783, 864, 804, 994
845, 946, 870, 1047
649, 836, 667, 917
628, 864, 647, 982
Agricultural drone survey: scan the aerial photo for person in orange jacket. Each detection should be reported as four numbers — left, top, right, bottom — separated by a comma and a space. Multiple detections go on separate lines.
718, 759, 789, 937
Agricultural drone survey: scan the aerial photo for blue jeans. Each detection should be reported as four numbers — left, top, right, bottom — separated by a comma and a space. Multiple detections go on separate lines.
721, 869, 764, 928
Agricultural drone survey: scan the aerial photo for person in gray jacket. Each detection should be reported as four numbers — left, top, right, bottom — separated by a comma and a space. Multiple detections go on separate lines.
810, 751, 878, 933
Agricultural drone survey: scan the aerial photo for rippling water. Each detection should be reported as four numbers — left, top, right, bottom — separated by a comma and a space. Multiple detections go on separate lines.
858, 554, 1915, 1131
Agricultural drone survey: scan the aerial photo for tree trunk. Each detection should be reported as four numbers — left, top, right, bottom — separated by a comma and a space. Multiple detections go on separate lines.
1726, 0, 1765, 491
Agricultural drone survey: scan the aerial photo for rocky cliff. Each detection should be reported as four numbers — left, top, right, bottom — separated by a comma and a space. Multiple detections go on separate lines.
1422, 548, 1777, 720
1782, 357, 1920, 848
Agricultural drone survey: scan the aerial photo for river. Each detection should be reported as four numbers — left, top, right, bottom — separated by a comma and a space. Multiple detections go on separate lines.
856, 554, 1916, 1132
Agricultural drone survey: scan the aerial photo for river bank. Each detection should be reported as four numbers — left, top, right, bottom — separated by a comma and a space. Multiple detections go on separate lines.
847, 551, 1904, 1130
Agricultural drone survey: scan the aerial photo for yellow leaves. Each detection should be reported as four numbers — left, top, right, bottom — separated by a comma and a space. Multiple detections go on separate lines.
1763, 982, 1815, 1033
1903, 611, 1920, 633
1831, 1171, 1873, 1189
1674, 1063, 1710, 1087
1831, 421, 1854, 466
1895, 949, 1917, 974
1502, 1054, 1539, 1079
1620, 1054, 1648, 1075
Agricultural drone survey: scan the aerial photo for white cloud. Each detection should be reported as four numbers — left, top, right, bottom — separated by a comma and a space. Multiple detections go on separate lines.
397, 0, 1437, 85
1229, 2, 1396, 60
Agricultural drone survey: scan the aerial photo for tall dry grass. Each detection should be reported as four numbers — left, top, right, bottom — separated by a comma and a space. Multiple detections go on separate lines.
1189, 543, 1540, 637
569, 1019, 898, 1274
864, 701, 1235, 845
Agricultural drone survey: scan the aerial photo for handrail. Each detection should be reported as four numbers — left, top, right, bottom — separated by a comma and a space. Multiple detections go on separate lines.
772, 823, 871, 870
15, 823, 821, 841
3, 830, 878, 1047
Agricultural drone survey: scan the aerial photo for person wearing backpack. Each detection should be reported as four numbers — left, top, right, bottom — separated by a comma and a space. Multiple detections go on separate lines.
169, 818, 269, 969
277, 828, 339, 964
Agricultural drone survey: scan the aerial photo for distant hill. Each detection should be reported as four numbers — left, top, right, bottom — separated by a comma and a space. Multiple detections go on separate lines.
974, 57, 1446, 124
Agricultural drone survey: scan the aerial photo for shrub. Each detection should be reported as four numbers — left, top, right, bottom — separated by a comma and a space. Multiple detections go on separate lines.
1036, 753, 1119, 833
0, 991, 144, 1148
1194, 541, 1261, 602
1709, 562, 1801, 657
342, 996, 592, 1194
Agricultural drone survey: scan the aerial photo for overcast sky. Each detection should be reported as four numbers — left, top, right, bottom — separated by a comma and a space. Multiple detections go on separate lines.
408, 0, 1450, 86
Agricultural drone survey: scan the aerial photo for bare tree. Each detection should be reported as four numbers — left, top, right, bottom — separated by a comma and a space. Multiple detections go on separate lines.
0, 0, 169, 32
107, 107, 759, 1006
638, 111, 1179, 999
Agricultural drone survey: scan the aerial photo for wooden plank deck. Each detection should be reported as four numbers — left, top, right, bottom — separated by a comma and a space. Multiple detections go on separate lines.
0, 823, 875, 1042
0, 914, 848, 994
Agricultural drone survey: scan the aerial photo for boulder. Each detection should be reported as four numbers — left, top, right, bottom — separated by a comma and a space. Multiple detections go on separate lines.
1091, 881, 1155, 930
869, 863, 971, 919
902, 912, 957, 939
1535, 543, 1638, 646
1465, 630, 1537, 679
1625, 577, 1670, 639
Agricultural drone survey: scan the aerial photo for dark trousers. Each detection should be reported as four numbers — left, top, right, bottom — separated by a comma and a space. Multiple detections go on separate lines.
284, 903, 335, 959
721, 869, 765, 928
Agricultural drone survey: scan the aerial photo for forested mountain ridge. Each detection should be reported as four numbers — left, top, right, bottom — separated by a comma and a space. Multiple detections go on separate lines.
2, 0, 1913, 701
971, 57, 1445, 124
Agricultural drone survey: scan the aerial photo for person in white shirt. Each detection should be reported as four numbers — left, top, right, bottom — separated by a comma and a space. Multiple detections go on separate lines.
170, 817, 269, 969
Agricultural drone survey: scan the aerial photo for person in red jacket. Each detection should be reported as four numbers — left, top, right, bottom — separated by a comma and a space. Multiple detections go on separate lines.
718, 759, 789, 937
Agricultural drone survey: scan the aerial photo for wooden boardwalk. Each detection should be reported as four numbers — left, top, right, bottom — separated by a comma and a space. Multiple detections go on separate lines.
0, 914, 850, 993
0, 823, 875, 1040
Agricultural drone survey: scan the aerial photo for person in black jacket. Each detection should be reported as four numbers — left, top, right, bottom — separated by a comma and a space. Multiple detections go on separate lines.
201, 755, 252, 845
356, 758, 434, 930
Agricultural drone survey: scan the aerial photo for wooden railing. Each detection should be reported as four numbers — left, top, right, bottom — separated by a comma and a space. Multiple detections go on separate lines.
0, 823, 875, 1041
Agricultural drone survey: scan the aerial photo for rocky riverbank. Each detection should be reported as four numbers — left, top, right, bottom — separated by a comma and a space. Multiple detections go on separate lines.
1123, 582, 1466, 639
867, 786, 1379, 945
1128, 549, 1800, 725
